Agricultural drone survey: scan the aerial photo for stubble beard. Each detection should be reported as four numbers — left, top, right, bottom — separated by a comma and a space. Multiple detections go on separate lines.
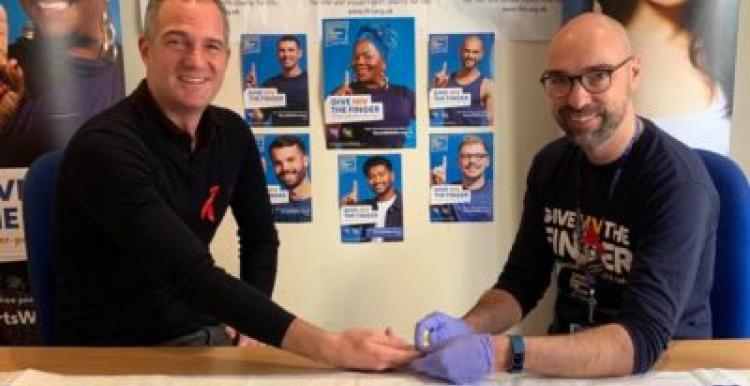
559, 101, 626, 153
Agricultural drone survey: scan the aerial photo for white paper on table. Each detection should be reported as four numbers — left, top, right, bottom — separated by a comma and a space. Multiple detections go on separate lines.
7, 369, 750, 386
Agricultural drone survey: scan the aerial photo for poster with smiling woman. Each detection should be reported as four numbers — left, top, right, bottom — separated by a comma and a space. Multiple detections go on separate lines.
322, 17, 416, 149
0, 0, 124, 345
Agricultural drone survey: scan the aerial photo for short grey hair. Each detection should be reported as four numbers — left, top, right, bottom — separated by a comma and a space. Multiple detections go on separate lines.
143, 0, 229, 44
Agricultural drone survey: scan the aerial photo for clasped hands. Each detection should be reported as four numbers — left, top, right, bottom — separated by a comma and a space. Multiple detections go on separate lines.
326, 311, 494, 384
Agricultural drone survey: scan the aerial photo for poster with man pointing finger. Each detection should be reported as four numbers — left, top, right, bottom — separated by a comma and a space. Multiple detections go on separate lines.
428, 33, 495, 128
429, 133, 494, 222
338, 154, 404, 243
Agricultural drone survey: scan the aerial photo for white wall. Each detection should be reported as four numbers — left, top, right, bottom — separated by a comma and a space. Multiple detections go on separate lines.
119, 1, 750, 340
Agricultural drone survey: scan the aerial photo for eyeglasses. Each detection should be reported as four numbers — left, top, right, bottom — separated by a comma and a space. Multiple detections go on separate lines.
459, 153, 489, 161
539, 56, 633, 97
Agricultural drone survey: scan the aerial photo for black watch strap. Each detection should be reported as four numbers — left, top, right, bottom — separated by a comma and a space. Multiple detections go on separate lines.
508, 334, 525, 373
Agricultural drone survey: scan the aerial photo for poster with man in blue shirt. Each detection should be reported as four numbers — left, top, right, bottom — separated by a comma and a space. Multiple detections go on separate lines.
256, 133, 312, 223
241, 34, 309, 127
430, 133, 494, 222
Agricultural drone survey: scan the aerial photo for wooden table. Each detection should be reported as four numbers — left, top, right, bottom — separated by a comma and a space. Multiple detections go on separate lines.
0, 339, 748, 378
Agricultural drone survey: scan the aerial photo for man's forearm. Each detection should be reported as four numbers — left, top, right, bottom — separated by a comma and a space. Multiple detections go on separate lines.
506, 323, 634, 377
281, 318, 335, 365
462, 288, 522, 334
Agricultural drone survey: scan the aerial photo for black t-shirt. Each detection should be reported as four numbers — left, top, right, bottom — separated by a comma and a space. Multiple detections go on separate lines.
496, 118, 719, 373
53, 81, 295, 346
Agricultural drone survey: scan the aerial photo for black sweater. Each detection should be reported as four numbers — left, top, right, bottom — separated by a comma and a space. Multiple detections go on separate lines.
53, 81, 295, 346
497, 118, 718, 373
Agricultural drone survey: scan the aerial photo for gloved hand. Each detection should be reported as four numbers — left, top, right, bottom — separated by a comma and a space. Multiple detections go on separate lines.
414, 311, 472, 352
410, 333, 495, 384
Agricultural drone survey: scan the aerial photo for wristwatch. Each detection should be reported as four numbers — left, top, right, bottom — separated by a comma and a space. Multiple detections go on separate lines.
508, 334, 525, 373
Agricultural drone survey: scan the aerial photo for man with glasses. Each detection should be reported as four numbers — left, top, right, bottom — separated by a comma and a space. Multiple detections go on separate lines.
431, 135, 493, 222
410, 13, 718, 384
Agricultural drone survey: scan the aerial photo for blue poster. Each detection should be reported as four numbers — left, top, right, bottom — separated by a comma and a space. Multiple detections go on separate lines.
429, 133, 494, 222
338, 154, 403, 243
428, 33, 495, 127
322, 17, 416, 149
255, 133, 312, 223
241, 34, 309, 127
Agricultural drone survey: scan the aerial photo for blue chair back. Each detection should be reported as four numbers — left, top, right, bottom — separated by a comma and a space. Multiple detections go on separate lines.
695, 149, 750, 338
22, 150, 63, 345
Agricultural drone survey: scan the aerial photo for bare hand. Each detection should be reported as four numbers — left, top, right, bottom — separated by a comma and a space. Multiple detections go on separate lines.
341, 180, 358, 206
433, 61, 449, 87
245, 62, 257, 88
224, 325, 265, 347
431, 155, 447, 185
336, 70, 353, 96
341, 193, 357, 206
326, 328, 418, 371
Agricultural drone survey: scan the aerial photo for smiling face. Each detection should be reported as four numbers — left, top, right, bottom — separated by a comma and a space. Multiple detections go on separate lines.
20, 0, 105, 39
270, 144, 308, 190
139, 0, 229, 122
546, 14, 640, 152
458, 141, 489, 181
277, 38, 301, 72
351, 39, 386, 85
366, 164, 395, 200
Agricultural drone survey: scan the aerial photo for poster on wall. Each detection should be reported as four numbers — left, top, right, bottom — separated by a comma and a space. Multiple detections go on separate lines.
322, 17, 416, 149
139, 0, 562, 43
563, 0, 740, 155
338, 154, 403, 243
256, 133, 312, 223
428, 33, 495, 127
0, 0, 125, 344
0, 168, 24, 261
241, 34, 310, 127
429, 133, 494, 222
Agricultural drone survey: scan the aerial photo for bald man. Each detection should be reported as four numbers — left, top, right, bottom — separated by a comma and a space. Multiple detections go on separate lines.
410, 13, 718, 383
432, 34, 494, 126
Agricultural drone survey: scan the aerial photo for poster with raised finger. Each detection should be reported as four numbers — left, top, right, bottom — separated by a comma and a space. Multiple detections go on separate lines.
0, 0, 125, 345
338, 154, 403, 243
429, 133, 494, 222
0, 0, 125, 168
241, 34, 310, 127
255, 133, 313, 223
428, 33, 495, 127
322, 17, 416, 149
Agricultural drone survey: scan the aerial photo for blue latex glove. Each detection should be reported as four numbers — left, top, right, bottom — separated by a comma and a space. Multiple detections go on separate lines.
414, 311, 472, 352
410, 333, 495, 384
